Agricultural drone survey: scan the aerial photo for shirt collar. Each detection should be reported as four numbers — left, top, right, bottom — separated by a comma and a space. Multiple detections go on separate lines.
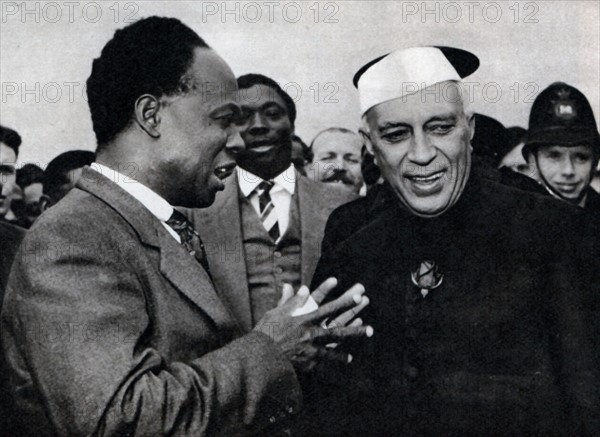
237, 164, 296, 197
91, 162, 174, 222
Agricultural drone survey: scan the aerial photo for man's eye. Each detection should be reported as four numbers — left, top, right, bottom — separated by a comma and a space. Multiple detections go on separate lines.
346, 157, 360, 164
547, 152, 562, 160
234, 112, 250, 126
574, 154, 592, 163
381, 130, 409, 142
430, 124, 454, 134
264, 108, 282, 118
0, 166, 15, 175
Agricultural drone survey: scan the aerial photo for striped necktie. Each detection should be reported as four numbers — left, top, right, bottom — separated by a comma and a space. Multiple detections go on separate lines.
255, 180, 280, 242
166, 209, 211, 275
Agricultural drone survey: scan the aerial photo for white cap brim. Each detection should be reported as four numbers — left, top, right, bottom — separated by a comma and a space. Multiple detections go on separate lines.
354, 46, 479, 115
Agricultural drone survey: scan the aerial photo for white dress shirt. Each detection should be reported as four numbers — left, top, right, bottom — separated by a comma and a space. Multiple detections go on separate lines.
237, 165, 296, 236
90, 162, 181, 243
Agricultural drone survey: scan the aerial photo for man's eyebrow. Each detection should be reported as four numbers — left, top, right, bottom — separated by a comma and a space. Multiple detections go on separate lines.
425, 114, 458, 124
209, 103, 241, 116
0, 164, 15, 172
239, 101, 285, 111
377, 122, 410, 131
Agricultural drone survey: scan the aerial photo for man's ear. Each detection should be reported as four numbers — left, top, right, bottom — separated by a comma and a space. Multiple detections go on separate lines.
468, 113, 476, 141
39, 194, 53, 212
359, 128, 379, 166
359, 128, 374, 155
134, 94, 161, 139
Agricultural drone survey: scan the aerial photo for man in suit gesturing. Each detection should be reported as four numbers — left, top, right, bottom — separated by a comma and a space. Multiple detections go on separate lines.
191, 74, 357, 332
1, 17, 371, 437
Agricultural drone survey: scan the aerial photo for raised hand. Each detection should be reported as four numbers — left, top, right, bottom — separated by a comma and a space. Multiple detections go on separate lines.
254, 278, 373, 373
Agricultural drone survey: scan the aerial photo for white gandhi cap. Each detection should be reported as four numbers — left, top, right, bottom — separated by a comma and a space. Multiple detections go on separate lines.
354, 46, 479, 115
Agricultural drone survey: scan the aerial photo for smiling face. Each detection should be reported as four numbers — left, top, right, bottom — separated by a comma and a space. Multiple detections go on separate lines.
533, 144, 594, 202
309, 130, 364, 193
156, 48, 243, 208
362, 82, 473, 217
234, 84, 293, 179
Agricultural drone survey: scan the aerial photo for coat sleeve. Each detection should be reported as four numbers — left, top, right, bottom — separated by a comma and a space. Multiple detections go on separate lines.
1, 223, 301, 437
544, 212, 600, 435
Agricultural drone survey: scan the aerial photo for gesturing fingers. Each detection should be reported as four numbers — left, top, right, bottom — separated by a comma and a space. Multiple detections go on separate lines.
310, 277, 338, 304
312, 324, 374, 345
305, 283, 366, 323
330, 295, 369, 328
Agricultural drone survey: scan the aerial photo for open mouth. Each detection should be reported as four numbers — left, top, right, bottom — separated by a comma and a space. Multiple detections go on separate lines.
405, 170, 446, 185
214, 162, 236, 180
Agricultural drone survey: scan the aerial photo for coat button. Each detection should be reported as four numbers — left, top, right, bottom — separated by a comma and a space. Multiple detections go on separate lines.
404, 365, 419, 380
274, 251, 282, 258
287, 406, 294, 414
269, 416, 277, 423
274, 267, 283, 274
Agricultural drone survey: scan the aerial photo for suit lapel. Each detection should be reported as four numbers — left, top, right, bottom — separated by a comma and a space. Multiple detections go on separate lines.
78, 167, 235, 328
158, 230, 235, 329
298, 175, 322, 285
195, 173, 253, 332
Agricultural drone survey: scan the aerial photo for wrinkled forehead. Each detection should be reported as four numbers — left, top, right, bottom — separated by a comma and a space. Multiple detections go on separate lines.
364, 81, 468, 130
313, 131, 363, 154
237, 84, 286, 110
189, 47, 238, 106
0, 142, 17, 163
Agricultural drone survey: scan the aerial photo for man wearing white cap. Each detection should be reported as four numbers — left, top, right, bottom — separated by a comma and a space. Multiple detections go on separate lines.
303, 46, 599, 436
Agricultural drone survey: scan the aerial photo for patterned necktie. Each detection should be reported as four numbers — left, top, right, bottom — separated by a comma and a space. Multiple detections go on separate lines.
255, 180, 280, 242
166, 209, 211, 275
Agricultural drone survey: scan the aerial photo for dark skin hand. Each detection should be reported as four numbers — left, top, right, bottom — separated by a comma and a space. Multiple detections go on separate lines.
254, 278, 373, 373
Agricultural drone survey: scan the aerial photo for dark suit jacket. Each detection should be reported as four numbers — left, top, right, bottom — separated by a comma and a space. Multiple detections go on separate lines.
0, 220, 25, 436
190, 171, 356, 332
0, 220, 24, 296
1, 167, 301, 437
308, 176, 599, 436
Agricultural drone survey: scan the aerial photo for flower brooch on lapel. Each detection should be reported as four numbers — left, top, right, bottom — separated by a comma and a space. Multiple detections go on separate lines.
411, 260, 444, 298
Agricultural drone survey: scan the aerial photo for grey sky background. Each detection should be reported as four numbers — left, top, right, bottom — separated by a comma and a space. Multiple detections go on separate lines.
1, 0, 599, 167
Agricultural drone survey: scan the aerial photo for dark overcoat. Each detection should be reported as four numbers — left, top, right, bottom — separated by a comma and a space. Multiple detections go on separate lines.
306, 176, 599, 436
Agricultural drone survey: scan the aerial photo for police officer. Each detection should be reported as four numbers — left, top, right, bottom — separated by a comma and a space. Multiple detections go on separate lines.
523, 82, 600, 213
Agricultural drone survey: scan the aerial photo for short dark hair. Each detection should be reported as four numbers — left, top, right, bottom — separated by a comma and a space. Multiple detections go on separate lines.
0, 125, 22, 157
292, 134, 312, 162
86, 17, 209, 148
237, 74, 297, 127
16, 164, 44, 189
43, 150, 95, 199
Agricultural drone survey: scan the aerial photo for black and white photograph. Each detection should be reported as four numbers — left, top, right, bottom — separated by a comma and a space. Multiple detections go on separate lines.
1, 1, 599, 435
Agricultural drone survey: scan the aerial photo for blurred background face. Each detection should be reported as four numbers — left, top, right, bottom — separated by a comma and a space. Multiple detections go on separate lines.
235, 84, 293, 177
21, 182, 44, 224
534, 144, 594, 201
500, 143, 535, 177
364, 83, 473, 217
308, 130, 364, 194
0, 143, 17, 218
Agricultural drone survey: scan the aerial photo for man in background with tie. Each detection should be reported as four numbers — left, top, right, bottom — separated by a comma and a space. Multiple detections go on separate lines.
191, 74, 357, 331
1, 17, 371, 436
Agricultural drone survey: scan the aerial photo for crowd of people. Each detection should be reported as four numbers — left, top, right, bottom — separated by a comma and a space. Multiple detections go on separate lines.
0, 15, 599, 437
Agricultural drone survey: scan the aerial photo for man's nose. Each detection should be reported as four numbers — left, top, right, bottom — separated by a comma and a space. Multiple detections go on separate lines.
225, 129, 246, 156
407, 132, 436, 165
561, 157, 575, 177
248, 112, 268, 136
